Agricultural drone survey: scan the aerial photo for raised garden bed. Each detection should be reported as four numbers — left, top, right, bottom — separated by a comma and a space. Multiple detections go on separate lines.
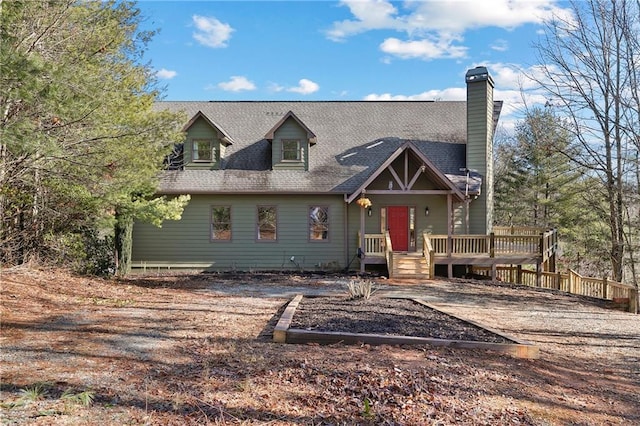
274, 295, 539, 359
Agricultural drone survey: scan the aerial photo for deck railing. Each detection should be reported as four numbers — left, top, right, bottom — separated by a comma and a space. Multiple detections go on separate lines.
472, 266, 638, 313
493, 226, 546, 236
426, 230, 556, 258
357, 232, 386, 257
360, 229, 557, 260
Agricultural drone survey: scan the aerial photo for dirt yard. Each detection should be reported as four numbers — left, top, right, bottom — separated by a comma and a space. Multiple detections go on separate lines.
1, 268, 639, 425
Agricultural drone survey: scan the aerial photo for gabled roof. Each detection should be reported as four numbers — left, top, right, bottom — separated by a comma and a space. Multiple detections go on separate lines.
183, 111, 234, 146
155, 101, 502, 196
264, 110, 317, 145
345, 141, 465, 203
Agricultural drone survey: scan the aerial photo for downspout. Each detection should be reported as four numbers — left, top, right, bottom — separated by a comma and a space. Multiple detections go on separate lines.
447, 193, 453, 235
360, 197, 366, 273
343, 195, 349, 270
465, 198, 470, 234
447, 193, 453, 278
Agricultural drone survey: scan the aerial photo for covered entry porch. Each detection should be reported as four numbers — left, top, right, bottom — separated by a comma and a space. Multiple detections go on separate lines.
347, 141, 481, 275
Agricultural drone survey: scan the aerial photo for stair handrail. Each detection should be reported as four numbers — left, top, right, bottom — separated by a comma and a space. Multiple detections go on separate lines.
384, 231, 393, 272
423, 234, 435, 279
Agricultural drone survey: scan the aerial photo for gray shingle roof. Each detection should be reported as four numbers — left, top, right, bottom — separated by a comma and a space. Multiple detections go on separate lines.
154, 101, 500, 195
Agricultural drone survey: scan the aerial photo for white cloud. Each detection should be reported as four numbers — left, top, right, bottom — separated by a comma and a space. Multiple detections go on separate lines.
286, 79, 320, 95
329, 0, 572, 37
327, 0, 573, 60
364, 87, 467, 101
363, 62, 553, 134
156, 68, 177, 80
480, 62, 557, 132
192, 15, 234, 48
405, 0, 572, 33
380, 37, 467, 60
326, 0, 401, 41
480, 62, 553, 91
218, 76, 256, 92
490, 39, 509, 52
268, 84, 283, 94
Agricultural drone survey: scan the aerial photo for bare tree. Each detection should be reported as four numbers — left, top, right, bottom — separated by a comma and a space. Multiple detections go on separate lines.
530, 0, 639, 283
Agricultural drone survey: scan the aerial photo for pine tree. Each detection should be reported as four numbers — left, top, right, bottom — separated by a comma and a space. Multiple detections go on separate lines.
0, 1, 188, 272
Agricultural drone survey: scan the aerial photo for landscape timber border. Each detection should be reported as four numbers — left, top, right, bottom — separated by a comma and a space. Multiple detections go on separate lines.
273, 294, 540, 359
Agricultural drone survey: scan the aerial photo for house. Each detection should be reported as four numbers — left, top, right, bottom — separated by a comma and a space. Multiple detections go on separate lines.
132, 66, 503, 276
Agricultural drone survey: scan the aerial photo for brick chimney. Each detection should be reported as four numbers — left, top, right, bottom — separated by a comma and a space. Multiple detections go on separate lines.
465, 66, 495, 234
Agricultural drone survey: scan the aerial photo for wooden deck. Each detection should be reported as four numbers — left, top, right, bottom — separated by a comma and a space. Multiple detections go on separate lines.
358, 227, 638, 313
359, 227, 559, 280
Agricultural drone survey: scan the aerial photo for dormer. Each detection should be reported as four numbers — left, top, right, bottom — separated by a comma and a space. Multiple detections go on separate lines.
264, 111, 316, 171
183, 111, 234, 170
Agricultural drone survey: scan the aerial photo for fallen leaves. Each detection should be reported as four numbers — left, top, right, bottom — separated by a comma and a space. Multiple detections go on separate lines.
1, 269, 639, 425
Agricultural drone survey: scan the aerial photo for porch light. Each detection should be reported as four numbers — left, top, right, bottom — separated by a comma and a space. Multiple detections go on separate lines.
425, 206, 430, 216
367, 207, 372, 217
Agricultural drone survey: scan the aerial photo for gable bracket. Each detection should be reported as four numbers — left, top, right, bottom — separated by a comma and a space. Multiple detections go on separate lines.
387, 165, 406, 191
407, 164, 425, 190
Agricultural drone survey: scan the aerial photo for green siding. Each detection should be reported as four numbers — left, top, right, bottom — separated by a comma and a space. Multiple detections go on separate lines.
184, 117, 221, 170
271, 118, 309, 170
466, 79, 494, 234
132, 194, 346, 271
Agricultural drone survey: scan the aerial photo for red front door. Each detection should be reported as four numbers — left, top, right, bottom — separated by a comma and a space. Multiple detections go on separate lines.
387, 206, 409, 251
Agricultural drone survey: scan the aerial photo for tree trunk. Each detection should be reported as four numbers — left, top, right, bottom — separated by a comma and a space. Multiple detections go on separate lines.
115, 211, 133, 276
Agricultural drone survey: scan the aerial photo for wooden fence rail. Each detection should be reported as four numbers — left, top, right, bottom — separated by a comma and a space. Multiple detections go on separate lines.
472, 266, 638, 313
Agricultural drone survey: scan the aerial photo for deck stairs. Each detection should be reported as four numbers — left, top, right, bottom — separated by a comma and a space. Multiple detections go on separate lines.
390, 252, 431, 279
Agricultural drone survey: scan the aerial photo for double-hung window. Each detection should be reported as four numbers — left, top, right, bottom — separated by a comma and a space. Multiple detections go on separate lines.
282, 139, 302, 162
257, 206, 277, 241
309, 206, 329, 241
210, 206, 231, 241
193, 139, 214, 162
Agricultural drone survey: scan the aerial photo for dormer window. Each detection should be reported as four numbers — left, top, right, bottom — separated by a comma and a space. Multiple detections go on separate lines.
265, 111, 316, 171
182, 111, 233, 170
282, 139, 302, 162
192, 139, 214, 162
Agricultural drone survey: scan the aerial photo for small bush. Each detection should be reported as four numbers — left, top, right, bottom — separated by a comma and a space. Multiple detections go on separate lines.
42, 229, 114, 276
347, 279, 375, 300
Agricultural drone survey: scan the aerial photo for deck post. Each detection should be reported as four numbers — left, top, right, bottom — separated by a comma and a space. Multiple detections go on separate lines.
535, 261, 542, 287
359, 203, 365, 274
446, 233, 453, 278
568, 269, 574, 293
630, 287, 638, 314
602, 276, 608, 299
489, 233, 495, 257
549, 229, 557, 272
517, 265, 523, 284
465, 199, 470, 234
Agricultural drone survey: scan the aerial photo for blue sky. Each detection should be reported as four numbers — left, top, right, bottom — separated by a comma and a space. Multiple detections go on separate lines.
138, 0, 574, 130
